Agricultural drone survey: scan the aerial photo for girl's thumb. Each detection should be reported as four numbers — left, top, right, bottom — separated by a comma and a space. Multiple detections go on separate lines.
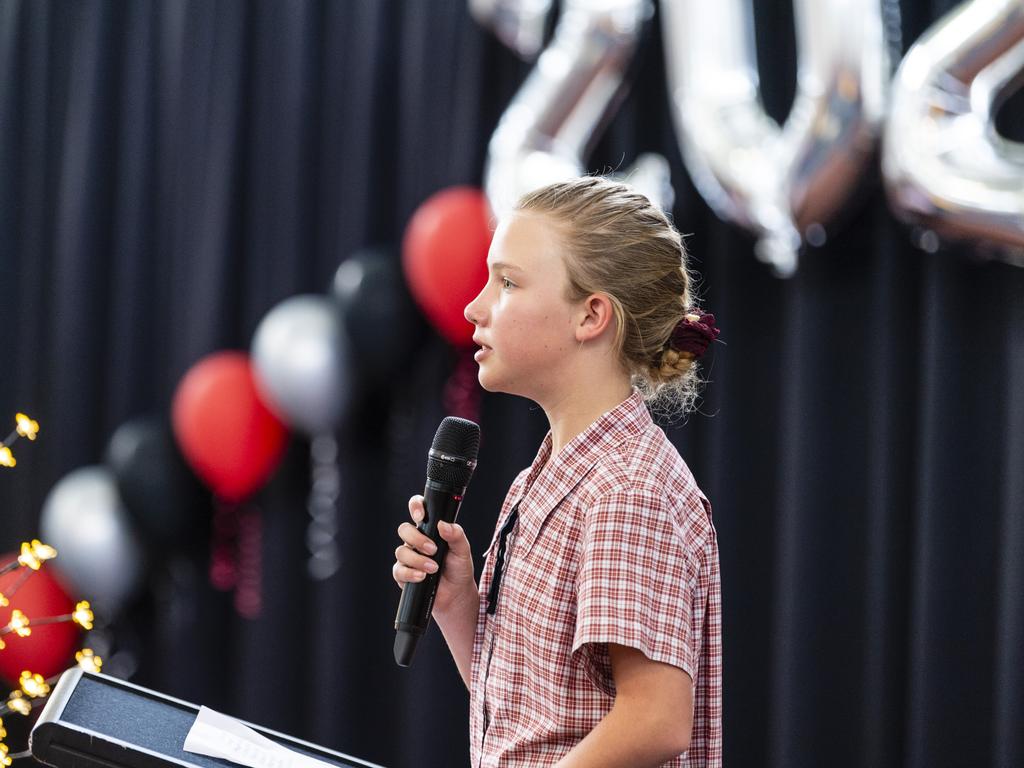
438, 520, 469, 554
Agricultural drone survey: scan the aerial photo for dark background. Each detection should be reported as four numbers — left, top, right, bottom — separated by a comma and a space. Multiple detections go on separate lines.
1, 1, 1022, 766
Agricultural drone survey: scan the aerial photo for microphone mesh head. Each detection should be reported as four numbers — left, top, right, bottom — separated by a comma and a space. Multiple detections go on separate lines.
427, 417, 480, 487
431, 417, 480, 458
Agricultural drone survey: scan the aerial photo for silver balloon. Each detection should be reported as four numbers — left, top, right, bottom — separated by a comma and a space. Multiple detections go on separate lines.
883, 0, 1024, 263
662, 0, 896, 276
251, 294, 351, 436
40, 465, 144, 615
617, 152, 675, 213
484, 0, 674, 218
469, 0, 556, 59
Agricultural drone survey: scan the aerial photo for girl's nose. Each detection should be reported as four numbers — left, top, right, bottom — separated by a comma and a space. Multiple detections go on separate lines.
465, 288, 486, 326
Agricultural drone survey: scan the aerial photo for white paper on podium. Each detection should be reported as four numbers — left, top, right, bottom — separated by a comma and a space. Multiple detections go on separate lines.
183, 706, 335, 768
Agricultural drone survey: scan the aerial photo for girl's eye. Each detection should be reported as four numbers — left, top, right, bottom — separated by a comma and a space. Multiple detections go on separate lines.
501, 277, 515, 290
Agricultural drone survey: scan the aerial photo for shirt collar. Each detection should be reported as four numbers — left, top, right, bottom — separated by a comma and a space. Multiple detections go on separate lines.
515, 389, 651, 550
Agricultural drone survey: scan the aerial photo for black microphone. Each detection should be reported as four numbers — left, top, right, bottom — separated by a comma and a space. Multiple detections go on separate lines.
394, 416, 481, 667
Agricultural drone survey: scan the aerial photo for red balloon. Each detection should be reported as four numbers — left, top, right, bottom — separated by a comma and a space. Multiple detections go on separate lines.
0, 558, 78, 685
171, 351, 288, 503
402, 186, 492, 347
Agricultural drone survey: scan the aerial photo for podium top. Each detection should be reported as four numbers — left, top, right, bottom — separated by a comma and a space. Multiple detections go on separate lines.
31, 668, 386, 768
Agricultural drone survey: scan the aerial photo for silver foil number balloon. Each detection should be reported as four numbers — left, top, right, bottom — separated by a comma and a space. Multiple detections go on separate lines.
483, 0, 674, 218
469, 0, 556, 59
662, 0, 894, 276
883, 0, 1024, 262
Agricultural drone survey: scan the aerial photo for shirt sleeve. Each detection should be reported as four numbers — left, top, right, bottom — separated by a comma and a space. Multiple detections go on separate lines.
571, 485, 701, 696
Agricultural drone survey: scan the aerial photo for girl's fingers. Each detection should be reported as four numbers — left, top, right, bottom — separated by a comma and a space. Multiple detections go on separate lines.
392, 562, 428, 586
408, 495, 425, 524
397, 522, 436, 554
394, 544, 439, 573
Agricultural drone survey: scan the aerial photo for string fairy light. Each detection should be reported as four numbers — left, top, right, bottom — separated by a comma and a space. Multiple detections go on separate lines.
72, 602, 93, 630
0, 414, 92, 764
0, 598, 94, 656
0, 414, 109, 762
0, 660, 104, 764
74, 649, 102, 673
21, 600, 95, 632
0, 652, 104, 721
13, 415, 38, 441
4, 612, 29, 639
2, 693, 28, 718
0, 413, 39, 471
16, 541, 56, 572
0, 539, 56, 632
17, 673, 48, 699
0, 541, 79, 630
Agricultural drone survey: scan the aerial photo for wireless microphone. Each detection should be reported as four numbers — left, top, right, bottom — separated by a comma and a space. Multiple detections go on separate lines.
394, 416, 480, 667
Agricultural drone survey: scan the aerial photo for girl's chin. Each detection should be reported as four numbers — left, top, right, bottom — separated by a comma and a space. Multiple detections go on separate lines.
475, 365, 513, 395
476, 371, 500, 393
476, 375, 535, 402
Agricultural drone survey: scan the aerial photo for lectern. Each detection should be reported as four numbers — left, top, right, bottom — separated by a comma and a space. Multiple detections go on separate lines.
30, 668, 385, 768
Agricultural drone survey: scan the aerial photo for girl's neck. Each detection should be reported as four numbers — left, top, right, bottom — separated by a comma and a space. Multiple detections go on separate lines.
541, 374, 634, 456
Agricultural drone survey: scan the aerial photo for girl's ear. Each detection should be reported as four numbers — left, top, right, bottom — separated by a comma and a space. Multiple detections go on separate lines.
576, 293, 616, 343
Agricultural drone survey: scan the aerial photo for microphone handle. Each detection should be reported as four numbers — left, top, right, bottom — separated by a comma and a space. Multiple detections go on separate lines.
394, 479, 466, 665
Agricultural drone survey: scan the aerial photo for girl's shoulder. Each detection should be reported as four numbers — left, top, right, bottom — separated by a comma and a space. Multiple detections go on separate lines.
599, 421, 694, 484
584, 423, 712, 528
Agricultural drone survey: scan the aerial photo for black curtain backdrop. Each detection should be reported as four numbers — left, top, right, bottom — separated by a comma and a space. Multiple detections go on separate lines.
1, 1, 1022, 767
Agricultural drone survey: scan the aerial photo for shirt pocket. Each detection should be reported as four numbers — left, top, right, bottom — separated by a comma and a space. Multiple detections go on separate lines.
510, 531, 575, 636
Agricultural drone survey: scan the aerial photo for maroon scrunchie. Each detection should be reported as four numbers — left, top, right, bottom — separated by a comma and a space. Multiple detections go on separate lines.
670, 311, 721, 359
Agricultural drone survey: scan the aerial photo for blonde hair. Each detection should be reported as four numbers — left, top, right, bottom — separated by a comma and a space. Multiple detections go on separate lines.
515, 175, 707, 418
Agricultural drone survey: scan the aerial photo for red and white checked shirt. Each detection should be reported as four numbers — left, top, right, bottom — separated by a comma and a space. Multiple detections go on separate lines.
469, 391, 722, 767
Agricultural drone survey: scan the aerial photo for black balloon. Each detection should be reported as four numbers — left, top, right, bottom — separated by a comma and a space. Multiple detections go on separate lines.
332, 246, 425, 383
106, 416, 209, 548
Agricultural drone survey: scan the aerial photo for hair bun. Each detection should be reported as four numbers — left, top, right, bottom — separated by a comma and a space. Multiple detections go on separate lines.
655, 347, 693, 382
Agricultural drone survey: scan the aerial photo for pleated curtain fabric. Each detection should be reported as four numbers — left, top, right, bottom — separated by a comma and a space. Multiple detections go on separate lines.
0, 1, 1021, 767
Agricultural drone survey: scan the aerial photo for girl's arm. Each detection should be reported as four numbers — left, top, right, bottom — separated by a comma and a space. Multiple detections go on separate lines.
554, 644, 694, 768
431, 552, 481, 689
432, 577, 479, 684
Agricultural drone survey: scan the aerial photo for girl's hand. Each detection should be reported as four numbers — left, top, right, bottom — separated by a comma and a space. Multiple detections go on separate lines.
393, 494, 477, 617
